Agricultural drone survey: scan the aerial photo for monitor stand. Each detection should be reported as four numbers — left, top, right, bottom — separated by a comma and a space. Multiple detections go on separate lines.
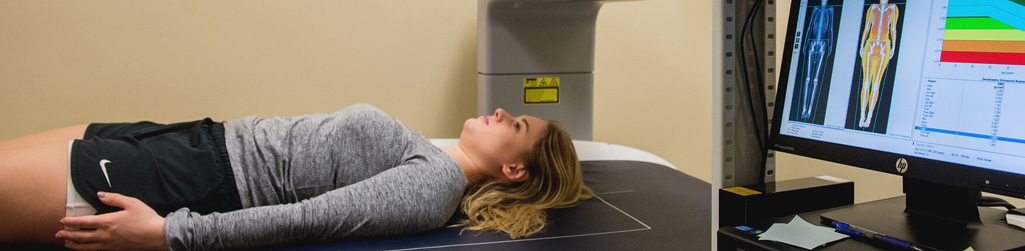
903, 178, 982, 224
820, 178, 1025, 250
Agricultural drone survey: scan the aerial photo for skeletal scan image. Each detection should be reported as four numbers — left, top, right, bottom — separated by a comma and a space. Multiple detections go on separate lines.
846, 0, 904, 134
789, 0, 842, 125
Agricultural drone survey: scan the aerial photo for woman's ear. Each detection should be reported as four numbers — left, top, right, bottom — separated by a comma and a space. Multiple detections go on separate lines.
502, 164, 530, 183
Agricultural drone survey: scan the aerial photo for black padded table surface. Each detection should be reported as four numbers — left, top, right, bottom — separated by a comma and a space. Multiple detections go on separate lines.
271, 160, 711, 250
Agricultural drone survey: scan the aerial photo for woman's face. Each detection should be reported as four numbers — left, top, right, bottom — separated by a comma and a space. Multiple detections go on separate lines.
460, 108, 548, 181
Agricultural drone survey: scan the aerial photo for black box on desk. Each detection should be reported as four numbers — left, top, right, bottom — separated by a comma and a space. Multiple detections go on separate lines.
719, 176, 853, 227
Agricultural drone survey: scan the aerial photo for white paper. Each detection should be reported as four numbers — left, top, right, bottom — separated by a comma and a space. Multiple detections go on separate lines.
757, 216, 849, 250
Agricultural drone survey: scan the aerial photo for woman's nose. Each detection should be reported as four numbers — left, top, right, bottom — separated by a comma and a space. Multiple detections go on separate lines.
494, 108, 509, 122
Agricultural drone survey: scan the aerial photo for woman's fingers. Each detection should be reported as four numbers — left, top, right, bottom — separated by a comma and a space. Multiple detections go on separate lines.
56, 229, 106, 243
97, 192, 150, 212
61, 192, 143, 229
61, 214, 107, 229
98, 192, 139, 209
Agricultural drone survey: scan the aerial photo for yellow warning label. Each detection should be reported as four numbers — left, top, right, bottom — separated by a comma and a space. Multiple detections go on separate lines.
524, 77, 560, 104
524, 77, 560, 88
723, 186, 762, 196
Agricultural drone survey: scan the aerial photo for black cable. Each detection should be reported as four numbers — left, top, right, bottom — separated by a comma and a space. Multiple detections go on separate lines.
747, 0, 769, 182
739, 0, 765, 153
979, 196, 1017, 210
748, 0, 768, 136
978, 201, 1016, 210
739, 0, 768, 182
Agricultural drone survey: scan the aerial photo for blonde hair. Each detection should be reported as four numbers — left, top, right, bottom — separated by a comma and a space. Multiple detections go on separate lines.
455, 121, 594, 239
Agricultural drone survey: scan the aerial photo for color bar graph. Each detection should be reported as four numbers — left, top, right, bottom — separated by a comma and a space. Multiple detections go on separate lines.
940, 0, 1025, 66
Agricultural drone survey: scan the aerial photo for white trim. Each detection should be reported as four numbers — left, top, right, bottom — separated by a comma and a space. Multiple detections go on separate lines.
594, 195, 651, 230
594, 190, 635, 196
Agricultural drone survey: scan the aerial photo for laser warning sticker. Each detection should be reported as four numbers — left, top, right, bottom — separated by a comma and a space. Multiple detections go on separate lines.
524, 77, 560, 104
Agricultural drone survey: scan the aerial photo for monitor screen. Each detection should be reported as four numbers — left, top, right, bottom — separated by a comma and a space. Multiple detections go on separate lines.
770, 0, 1025, 199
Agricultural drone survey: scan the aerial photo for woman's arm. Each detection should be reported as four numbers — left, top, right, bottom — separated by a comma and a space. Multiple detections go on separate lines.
163, 161, 463, 250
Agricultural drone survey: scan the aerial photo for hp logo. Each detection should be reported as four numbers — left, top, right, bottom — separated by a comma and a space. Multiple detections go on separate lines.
895, 158, 909, 173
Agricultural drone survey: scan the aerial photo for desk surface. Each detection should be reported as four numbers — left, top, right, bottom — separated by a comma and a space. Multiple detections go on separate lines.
275, 160, 711, 251
718, 196, 1025, 251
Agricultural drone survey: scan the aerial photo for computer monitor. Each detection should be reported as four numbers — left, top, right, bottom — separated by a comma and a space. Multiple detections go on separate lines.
770, 0, 1025, 228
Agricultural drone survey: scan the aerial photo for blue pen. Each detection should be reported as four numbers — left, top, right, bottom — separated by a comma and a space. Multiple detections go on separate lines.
830, 221, 940, 251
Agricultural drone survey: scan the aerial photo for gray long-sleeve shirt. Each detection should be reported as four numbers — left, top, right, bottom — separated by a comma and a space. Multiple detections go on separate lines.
163, 104, 466, 250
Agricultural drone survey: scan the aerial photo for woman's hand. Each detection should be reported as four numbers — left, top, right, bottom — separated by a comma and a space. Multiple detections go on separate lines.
56, 192, 168, 251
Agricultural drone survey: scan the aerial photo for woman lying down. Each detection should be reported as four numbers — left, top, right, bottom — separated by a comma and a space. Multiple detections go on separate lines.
0, 104, 593, 250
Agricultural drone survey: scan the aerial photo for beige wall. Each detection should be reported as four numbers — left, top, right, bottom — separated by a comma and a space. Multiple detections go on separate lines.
0, 1, 712, 181
596, 0, 711, 181
773, 0, 1024, 207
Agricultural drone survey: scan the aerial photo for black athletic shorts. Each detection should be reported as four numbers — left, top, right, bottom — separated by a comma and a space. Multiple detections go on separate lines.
70, 118, 243, 216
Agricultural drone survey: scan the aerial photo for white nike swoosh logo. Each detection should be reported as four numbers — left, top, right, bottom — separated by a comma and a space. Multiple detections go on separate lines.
99, 159, 112, 187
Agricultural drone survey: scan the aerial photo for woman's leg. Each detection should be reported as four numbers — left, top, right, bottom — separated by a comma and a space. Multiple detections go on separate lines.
0, 124, 89, 152
0, 125, 87, 246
